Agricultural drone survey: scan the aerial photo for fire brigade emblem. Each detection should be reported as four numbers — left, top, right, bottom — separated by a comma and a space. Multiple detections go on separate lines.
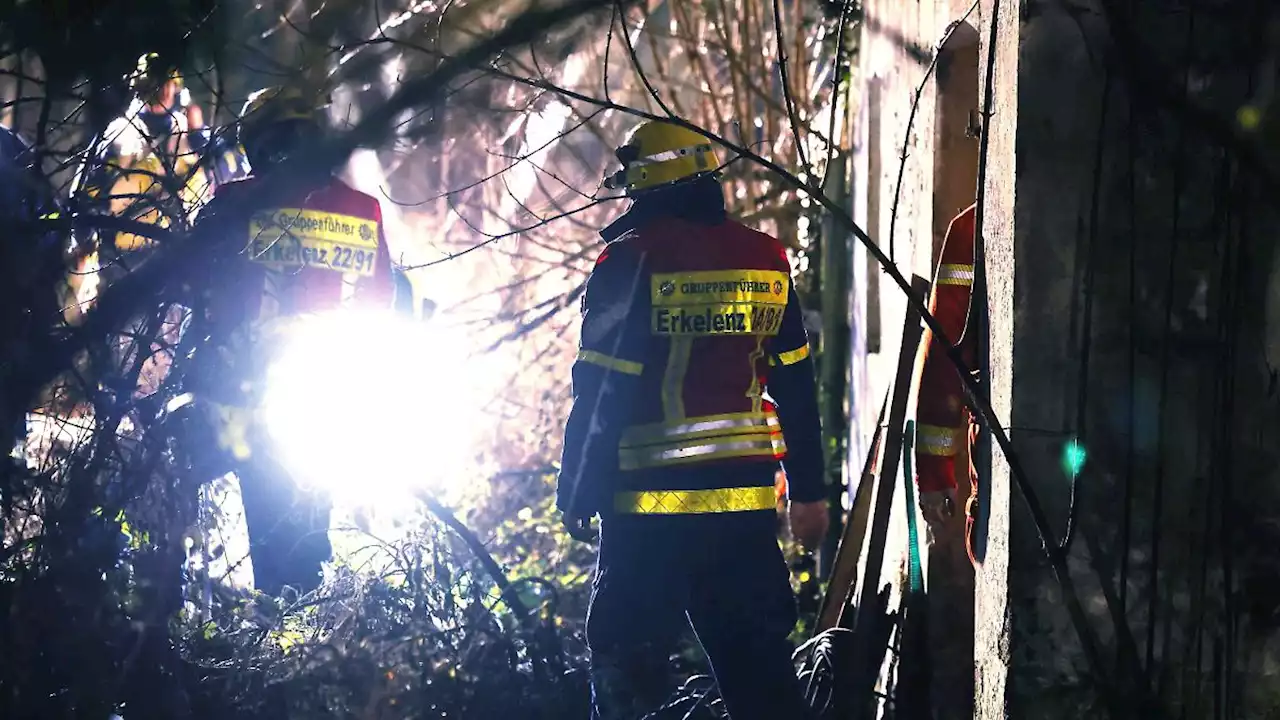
359, 223, 374, 242
659, 280, 676, 297
773, 280, 784, 295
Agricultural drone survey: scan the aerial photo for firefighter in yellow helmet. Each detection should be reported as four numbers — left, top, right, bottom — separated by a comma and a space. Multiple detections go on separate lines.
127, 53, 249, 190
67, 52, 228, 314
186, 85, 397, 596
557, 119, 827, 720
128, 53, 206, 163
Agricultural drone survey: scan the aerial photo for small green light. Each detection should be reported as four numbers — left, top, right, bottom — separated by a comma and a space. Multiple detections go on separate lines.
1063, 439, 1087, 476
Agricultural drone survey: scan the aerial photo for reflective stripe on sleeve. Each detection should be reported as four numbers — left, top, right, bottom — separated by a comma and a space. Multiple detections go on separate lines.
614, 485, 778, 514
577, 349, 644, 376
936, 263, 975, 287
916, 423, 960, 457
773, 343, 811, 366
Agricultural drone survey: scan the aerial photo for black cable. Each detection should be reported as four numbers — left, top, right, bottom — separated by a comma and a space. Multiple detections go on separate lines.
1119, 2, 1138, 637
1219, 119, 1248, 720
792, 627, 853, 717
1062, 62, 1113, 556
1145, 1, 1198, 682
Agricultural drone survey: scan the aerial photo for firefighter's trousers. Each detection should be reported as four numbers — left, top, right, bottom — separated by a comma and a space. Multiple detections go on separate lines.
234, 449, 331, 596
185, 403, 331, 596
587, 505, 807, 720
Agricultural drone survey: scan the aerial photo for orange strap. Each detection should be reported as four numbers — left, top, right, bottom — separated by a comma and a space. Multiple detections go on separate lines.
965, 497, 979, 568
964, 419, 981, 568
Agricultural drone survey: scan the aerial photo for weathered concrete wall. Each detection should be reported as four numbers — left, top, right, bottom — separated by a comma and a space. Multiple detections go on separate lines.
855, 1, 990, 716
995, 1, 1280, 716
853, 0, 1280, 716
971, 1, 1018, 714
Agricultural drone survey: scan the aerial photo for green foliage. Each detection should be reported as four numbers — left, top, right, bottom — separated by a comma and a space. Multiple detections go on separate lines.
174, 526, 594, 719
475, 471, 596, 631
0, 0, 867, 715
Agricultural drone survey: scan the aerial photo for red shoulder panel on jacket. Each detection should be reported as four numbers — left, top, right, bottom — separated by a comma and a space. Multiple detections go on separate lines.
947, 202, 977, 237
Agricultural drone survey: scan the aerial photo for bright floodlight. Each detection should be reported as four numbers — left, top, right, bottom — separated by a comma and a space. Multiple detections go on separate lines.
260, 307, 480, 506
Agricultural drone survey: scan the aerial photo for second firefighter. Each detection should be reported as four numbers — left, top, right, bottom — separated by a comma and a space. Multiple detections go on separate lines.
557, 119, 829, 720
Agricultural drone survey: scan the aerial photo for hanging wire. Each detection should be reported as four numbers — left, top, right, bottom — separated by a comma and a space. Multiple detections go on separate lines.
1217, 103, 1249, 720
1145, 1, 1199, 681
1061, 61, 1114, 556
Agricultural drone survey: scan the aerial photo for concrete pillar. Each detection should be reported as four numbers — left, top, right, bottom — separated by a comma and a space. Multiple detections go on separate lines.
973, 1, 1112, 716
971, 1, 1018, 714
974, 1, 1180, 716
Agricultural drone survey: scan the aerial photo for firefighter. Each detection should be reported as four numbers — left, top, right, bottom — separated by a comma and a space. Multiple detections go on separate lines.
913, 202, 979, 559
68, 53, 218, 319
556, 119, 828, 720
188, 85, 397, 596
130, 53, 203, 161
912, 202, 979, 718
85, 52, 213, 211
0, 123, 61, 381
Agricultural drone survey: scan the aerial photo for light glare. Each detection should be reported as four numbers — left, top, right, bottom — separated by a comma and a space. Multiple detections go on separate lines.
261, 308, 481, 507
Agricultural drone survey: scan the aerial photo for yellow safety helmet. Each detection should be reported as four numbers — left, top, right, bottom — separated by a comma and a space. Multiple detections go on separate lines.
237, 86, 328, 169
603, 120, 721, 194
238, 86, 326, 140
131, 53, 183, 103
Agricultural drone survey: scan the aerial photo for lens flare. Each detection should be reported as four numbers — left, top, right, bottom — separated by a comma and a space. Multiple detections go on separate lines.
261, 308, 480, 507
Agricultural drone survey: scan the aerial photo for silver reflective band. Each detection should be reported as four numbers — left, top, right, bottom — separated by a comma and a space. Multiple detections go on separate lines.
629, 437, 784, 465
632, 143, 715, 167
916, 424, 959, 457
619, 410, 782, 447
658, 414, 780, 438
936, 263, 975, 286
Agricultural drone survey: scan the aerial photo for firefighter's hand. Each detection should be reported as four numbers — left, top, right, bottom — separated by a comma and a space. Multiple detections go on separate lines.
919, 488, 957, 528
788, 500, 829, 552
563, 513, 598, 544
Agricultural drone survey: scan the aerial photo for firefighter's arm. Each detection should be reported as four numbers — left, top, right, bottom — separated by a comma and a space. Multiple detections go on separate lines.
184, 99, 209, 153
766, 283, 825, 505
914, 204, 977, 497
556, 243, 648, 521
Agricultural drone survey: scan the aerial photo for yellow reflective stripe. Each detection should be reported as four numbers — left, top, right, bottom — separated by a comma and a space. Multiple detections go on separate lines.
775, 343, 810, 366
661, 337, 692, 420
576, 349, 643, 376
747, 337, 767, 413
614, 485, 777, 514
618, 431, 787, 470
936, 263, 975, 287
917, 423, 960, 457
620, 410, 780, 447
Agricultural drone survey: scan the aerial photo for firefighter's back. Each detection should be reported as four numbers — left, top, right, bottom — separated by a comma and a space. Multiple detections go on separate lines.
611, 215, 794, 503
204, 174, 394, 328
566, 119, 820, 720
